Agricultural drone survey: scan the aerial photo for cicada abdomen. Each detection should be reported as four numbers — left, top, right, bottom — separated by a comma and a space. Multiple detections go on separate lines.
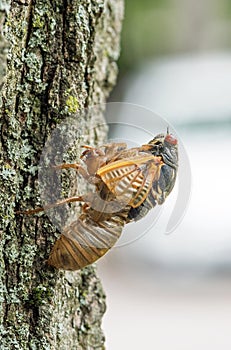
47, 208, 128, 270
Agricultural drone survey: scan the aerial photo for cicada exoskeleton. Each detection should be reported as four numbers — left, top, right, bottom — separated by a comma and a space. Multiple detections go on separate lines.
20, 132, 178, 270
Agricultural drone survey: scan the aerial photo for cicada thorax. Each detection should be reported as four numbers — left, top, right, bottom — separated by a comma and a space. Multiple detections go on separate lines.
80, 142, 128, 176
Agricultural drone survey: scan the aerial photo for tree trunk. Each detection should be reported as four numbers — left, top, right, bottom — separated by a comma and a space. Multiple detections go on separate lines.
0, 1, 123, 349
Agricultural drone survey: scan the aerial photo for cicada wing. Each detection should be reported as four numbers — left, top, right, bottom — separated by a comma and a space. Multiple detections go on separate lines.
47, 211, 127, 271
97, 155, 163, 208
132, 161, 162, 207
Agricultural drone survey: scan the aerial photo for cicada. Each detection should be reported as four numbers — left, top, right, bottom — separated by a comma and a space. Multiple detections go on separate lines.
21, 132, 178, 270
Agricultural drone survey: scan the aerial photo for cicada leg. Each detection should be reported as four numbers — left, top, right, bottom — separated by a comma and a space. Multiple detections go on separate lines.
53, 163, 89, 179
53, 162, 99, 185
81, 145, 95, 150
16, 195, 86, 215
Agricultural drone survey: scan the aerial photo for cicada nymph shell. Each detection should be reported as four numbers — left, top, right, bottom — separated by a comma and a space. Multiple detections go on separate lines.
47, 132, 178, 270
19, 132, 178, 270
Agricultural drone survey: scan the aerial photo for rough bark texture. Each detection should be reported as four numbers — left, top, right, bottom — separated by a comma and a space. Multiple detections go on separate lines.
0, 0, 123, 349
0, 4, 8, 87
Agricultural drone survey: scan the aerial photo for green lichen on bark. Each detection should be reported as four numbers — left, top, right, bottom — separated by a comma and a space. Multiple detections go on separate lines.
0, 0, 123, 349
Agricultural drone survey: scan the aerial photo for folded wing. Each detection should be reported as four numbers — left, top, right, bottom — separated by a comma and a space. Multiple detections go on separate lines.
97, 155, 163, 208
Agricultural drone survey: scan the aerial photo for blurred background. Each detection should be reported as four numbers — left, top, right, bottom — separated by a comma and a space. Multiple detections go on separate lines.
97, 0, 231, 349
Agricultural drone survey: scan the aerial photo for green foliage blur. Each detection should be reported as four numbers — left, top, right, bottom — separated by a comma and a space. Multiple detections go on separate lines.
120, 0, 231, 73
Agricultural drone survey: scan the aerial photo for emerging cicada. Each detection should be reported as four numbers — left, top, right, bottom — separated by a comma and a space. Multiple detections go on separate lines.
21, 132, 178, 270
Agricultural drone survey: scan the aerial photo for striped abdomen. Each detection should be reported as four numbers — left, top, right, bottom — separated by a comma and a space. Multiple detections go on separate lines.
47, 209, 128, 270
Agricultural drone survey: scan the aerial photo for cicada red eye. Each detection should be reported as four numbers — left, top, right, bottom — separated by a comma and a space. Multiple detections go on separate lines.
165, 134, 178, 145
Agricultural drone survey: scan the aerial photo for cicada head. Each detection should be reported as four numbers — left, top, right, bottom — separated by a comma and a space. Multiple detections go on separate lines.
147, 131, 178, 169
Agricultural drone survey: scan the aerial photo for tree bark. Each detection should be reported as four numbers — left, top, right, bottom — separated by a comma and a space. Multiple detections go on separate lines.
0, 3, 8, 87
0, 1, 123, 349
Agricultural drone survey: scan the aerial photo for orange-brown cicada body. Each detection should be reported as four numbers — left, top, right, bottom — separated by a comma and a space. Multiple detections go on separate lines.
21, 132, 178, 270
